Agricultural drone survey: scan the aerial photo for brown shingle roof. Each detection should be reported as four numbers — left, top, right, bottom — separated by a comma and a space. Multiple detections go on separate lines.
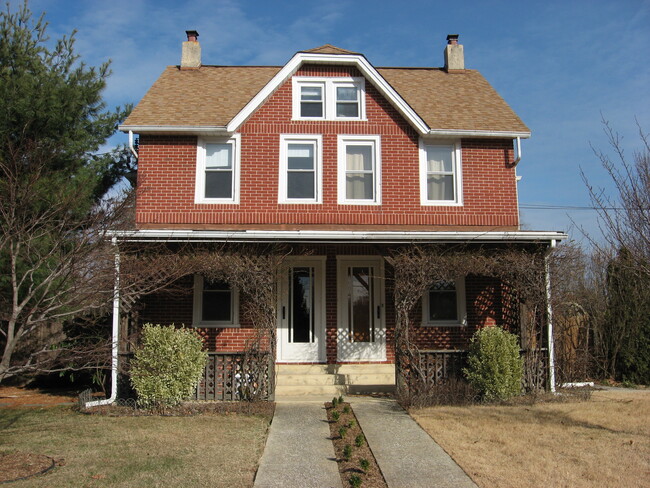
377, 67, 529, 133
125, 66, 281, 127
301, 44, 359, 55
123, 56, 529, 134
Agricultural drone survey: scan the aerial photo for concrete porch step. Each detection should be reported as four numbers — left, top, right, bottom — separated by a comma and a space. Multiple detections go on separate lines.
274, 363, 396, 398
276, 373, 395, 386
274, 384, 347, 397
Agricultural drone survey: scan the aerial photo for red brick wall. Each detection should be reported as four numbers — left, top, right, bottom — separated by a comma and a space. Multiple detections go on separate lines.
134, 65, 519, 228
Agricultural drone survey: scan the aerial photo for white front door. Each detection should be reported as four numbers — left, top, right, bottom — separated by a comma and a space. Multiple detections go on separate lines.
337, 257, 386, 361
277, 257, 326, 362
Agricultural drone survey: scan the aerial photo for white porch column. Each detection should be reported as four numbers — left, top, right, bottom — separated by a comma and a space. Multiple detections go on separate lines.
545, 249, 556, 393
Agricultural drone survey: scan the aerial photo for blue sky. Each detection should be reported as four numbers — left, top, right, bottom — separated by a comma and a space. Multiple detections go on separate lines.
23, 0, 650, 243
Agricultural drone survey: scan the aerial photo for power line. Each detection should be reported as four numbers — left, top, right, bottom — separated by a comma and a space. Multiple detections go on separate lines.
520, 204, 623, 211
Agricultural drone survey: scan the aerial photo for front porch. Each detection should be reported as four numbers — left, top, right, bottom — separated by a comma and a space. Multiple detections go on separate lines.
113, 230, 564, 401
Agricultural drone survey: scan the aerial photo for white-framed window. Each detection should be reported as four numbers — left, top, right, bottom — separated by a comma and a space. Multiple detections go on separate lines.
195, 134, 241, 204
292, 77, 365, 121
337, 135, 381, 205
422, 277, 467, 327
419, 140, 462, 206
279, 134, 323, 204
192, 275, 239, 327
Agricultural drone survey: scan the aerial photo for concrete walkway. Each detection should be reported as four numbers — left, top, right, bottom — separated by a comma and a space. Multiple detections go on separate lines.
254, 402, 342, 488
352, 397, 477, 488
254, 397, 476, 488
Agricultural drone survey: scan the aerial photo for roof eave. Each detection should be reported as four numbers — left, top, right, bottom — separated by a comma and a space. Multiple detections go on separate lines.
426, 129, 531, 139
118, 125, 230, 136
109, 229, 567, 245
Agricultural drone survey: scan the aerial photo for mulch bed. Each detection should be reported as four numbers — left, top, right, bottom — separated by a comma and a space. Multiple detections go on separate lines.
0, 452, 61, 484
325, 400, 387, 488
82, 400, 275, 418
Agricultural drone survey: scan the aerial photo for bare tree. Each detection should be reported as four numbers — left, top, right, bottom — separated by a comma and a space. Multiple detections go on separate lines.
583, 118, 650, 276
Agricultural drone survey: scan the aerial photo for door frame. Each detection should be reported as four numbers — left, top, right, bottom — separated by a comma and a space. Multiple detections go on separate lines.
276, 256, 327, 362
336, 255, 386, 361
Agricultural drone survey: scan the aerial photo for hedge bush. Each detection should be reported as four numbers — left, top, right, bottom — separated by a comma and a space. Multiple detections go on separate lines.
130, 324, 208, 409
463, 326, 523, 401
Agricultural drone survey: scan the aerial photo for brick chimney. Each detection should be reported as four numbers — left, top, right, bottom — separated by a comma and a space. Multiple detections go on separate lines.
444, 34, 464, 71
181, 30, 201, 69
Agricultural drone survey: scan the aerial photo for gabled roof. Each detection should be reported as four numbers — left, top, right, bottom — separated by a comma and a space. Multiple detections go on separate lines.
121, 46, 530, 137
301, 44, 359, 55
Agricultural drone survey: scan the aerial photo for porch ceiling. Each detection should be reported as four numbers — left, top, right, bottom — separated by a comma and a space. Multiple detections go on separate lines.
109, 229, 567, 245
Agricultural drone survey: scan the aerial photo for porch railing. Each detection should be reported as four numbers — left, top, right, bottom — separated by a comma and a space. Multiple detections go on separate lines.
194, 352, 274, 401
118, 352, 274, 402
396, 348, 549, 398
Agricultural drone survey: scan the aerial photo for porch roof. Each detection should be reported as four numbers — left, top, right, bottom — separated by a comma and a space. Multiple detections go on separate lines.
109, 229, 567, 245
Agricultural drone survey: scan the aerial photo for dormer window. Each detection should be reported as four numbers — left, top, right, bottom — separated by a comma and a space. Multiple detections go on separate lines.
293, 77, 365, 121
300, 84, 324, 117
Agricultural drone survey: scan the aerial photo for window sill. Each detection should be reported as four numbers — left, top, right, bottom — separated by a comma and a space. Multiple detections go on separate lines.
421, 321, 467, 327
192, 323, 241, 328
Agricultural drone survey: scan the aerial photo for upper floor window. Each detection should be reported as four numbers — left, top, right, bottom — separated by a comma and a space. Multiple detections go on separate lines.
422, 278, 467, 327
192, 275, 240, 327
419, 141, 462, 206
195, 135, 240, 204
293, 77, 365, 121
337, 135, 381, 205
279, 134, 323, 204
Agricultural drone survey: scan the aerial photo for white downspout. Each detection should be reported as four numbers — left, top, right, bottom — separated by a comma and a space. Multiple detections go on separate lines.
86, 237, 120, 408
128, 130, 138, 160
545, 240, 556, 393
511, 136, 522, 167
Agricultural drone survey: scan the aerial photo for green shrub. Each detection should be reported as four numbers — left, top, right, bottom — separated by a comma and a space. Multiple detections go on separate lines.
463, 326, 523, 402
343, 444, 353, 461
332, 410, 340, 421
359, 458, 370, 472
349, 474, 362, 487
130, 324, 208, 409
354, 433, 365, 447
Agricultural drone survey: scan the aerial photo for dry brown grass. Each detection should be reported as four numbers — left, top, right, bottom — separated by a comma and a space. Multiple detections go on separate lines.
411, 389, 650, 488
0, 406, 271, 487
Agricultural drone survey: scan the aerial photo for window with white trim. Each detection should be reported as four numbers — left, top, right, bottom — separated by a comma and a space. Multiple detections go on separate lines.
279, 135, 322, 203
192, 275, 239, 327
293, 77, 365, 120
422, 277, 467, 326
195, 135, 240, 203
337, 135, 381, 205
419, 141, 462, 205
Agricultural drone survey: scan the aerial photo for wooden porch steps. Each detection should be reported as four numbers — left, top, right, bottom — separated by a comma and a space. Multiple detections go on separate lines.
274, 363, 395, 399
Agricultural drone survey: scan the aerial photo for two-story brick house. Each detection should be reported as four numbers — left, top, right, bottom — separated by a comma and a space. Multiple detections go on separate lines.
114, 33, 565, 399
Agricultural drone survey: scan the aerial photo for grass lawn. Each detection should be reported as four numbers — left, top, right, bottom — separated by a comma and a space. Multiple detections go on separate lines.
411, 389, 650, 488
0, 406, 271, 487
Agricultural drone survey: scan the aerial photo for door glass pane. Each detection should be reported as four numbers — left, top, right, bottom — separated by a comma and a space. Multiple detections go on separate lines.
290, 267, 313, 343
205, 171, 233, 198
349, 267, 373, 343
287, 172, 315, 199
